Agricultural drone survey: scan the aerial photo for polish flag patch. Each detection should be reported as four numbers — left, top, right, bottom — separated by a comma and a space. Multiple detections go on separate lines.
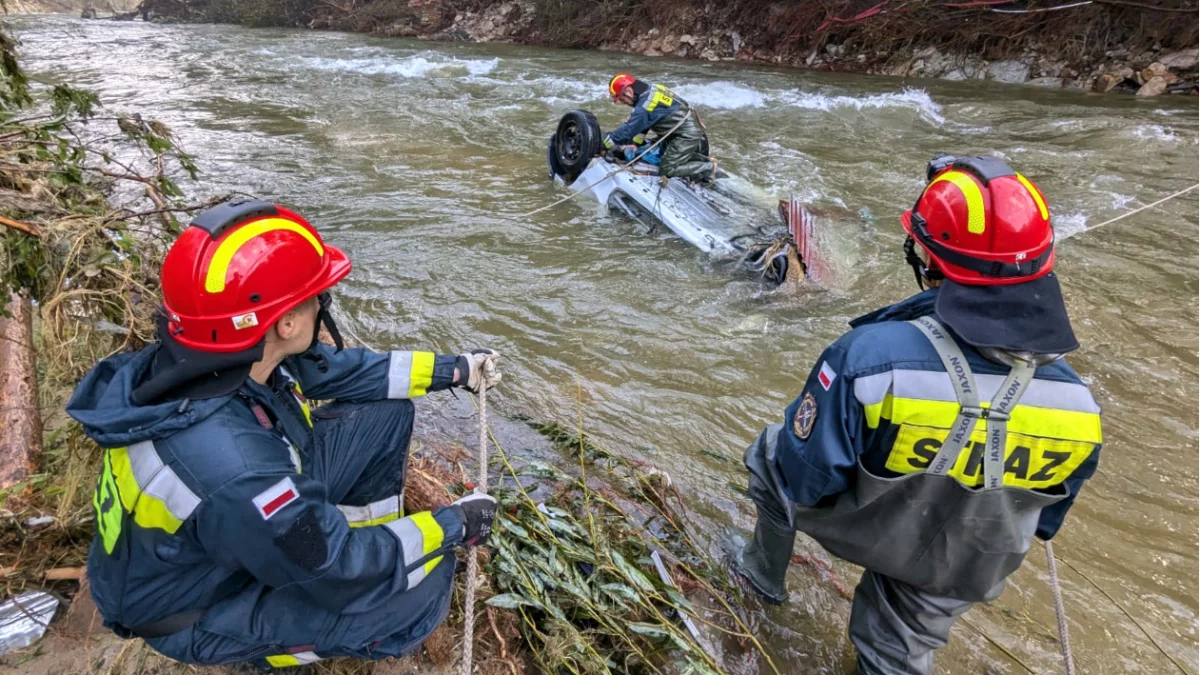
817, 361, 837, 391
253, 477, 299, 520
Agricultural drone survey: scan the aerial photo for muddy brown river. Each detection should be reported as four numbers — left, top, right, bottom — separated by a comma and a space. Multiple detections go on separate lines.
12, 14, 1199, 673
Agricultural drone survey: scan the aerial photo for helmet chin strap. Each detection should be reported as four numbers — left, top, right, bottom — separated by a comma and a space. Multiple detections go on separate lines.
303, 292, 345, 372
903, 236, 943, 291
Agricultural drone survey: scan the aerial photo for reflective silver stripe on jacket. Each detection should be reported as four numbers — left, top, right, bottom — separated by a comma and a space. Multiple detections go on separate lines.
292, 651, 320, 664
386, 517, 428, 589
387, 351, 414, 399
337, 495, 401, 527
127, 440, 201, 521
853, 369, 1099, 413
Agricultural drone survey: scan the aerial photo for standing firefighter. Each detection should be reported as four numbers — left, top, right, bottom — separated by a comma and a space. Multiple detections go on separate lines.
604, 72, 717, 184
734, 156, 1103, 674
67, 200, 501, 668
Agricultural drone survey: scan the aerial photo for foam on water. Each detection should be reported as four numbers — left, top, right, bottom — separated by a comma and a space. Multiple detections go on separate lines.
674, 82, 944, 124
777, 88, 945, 125
1130, 124, 1180, 143
302, 53, 500, 78
1055, 211, 1089, 239
674, 82, 767, 109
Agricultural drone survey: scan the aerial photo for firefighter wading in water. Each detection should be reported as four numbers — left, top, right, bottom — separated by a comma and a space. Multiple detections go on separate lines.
68, 200, 501, 668
734, 156, 1103, 675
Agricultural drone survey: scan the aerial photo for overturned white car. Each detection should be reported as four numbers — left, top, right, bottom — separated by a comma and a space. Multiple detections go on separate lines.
546, 110, 820, 284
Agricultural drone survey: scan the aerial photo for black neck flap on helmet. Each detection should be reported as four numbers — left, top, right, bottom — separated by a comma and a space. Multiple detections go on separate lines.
630, 79, 651, 99
131, 312, 265, 405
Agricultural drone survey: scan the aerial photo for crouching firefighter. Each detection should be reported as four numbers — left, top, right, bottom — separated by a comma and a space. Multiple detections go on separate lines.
733, 156, 1103, 674
67, 199, 502, 668
604, 73, 717, 184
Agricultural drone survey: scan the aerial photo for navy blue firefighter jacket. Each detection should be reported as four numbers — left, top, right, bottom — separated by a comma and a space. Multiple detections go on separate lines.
773, 289, 1102, 540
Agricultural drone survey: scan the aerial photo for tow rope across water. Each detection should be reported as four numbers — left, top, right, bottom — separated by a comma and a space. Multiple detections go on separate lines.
1059, 183, 1198, 240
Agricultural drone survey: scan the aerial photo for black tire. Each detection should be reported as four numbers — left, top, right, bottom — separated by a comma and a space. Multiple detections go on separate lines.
546, 135, 566, 180
554, 110, 602, 184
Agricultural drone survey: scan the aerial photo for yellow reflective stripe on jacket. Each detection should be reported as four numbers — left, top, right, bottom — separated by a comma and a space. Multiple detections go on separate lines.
884, 424, 1095, 490
856, 370, 1102, 439
278, 367, 312, 428
384, 511, 446, 588
854, 368, 1100, 489
644, 84, 674, 111
293, 383, 312, 427
876, 395, 1101, 444
94, 450, 124, 554
410, 511, 445, 575
96, 441, 201, 540
338, 495, 402, 528
386, 351, 437, 399
265, 652, 321, 668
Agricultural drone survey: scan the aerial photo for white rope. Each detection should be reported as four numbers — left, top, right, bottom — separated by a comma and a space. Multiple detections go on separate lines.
1061, 183, 1199, 240
335, 317, 489, 675
460, 371, 490, 675
515, 110, 694, 220
1045, 540, 1076, 675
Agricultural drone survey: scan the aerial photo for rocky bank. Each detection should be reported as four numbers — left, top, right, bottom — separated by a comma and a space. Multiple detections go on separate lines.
45, 0, 1200, 96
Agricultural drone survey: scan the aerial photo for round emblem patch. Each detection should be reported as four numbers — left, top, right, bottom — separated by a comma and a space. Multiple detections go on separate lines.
793, 392, 817, 440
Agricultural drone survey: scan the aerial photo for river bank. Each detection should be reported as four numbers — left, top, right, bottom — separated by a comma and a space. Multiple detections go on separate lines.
78, 0, 1199, 95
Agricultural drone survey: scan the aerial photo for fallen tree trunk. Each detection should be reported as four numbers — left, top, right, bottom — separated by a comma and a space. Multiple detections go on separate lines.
0, 292, 42, 490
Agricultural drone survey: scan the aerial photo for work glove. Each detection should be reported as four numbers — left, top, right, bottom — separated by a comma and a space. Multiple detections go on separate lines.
455, 349, 501, 393
451, 492, 497, 547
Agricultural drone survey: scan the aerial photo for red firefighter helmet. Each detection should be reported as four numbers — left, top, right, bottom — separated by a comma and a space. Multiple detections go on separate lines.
160, 199, 351, 353
901, 156, 1054, 286
608, 72, 637, 101
901, 156, 1077, 354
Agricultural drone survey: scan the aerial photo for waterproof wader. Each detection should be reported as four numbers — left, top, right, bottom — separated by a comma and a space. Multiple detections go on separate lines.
657, 111, 714, 182
147, 399, 454, 668
740, 316, 1066, 675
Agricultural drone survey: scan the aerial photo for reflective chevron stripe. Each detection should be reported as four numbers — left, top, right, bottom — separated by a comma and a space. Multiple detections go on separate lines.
384, 511, 447, 588
338, 495, 402, 528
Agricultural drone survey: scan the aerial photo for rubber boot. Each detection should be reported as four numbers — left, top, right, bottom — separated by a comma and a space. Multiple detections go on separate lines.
733, 516, 795, 605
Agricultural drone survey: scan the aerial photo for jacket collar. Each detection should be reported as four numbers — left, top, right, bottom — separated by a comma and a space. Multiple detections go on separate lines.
849, 289, 938, 328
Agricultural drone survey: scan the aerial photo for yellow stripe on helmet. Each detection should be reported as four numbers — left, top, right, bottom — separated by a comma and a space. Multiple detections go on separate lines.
204, 218, 324, 294
1015, 173, 1049, 221
929, 170, 986, 235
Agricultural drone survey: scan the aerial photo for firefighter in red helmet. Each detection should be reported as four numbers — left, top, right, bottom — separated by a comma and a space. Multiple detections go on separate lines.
69, 200, 500, 668
734, 157, 1103, 674
605, 72, 717, 183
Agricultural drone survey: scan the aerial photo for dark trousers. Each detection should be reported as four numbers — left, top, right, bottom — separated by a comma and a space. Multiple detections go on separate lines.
744, 426, 992, 675
149, 399, 454, 668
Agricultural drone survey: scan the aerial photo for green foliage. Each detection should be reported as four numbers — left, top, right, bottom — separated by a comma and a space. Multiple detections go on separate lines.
480, 422, 773, 675
0, 28, 30, 113
50, 84, 99, 119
